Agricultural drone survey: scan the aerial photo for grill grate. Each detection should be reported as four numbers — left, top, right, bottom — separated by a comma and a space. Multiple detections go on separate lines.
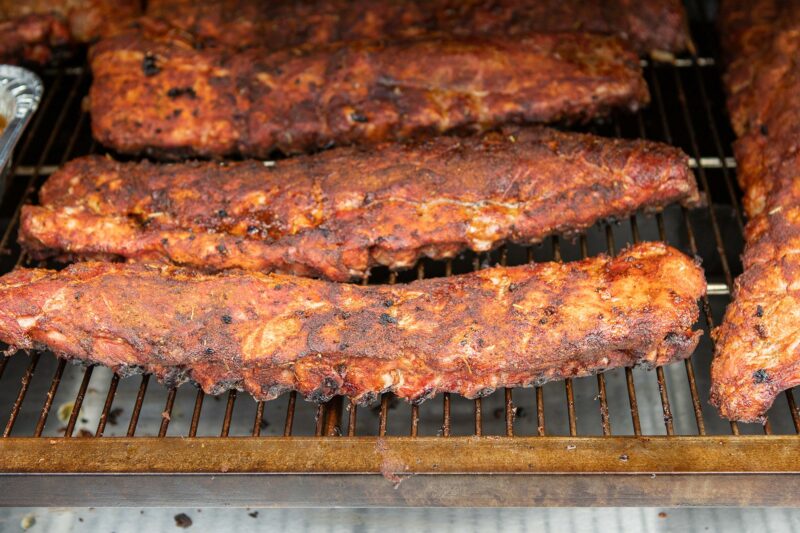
0, 4, 799, 507
0, 22, 792, 440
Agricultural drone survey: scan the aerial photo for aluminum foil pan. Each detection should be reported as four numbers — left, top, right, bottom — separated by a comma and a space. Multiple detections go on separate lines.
0, 65, 43, 185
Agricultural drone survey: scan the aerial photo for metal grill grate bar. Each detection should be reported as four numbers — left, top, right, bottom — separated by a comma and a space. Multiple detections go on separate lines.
220, 390, 238, 437
158, 388, 178, 437
188, 389, 205, 437
95, 374, 120, 437
3, 353, 40, 437
252, 400, 265, 437
33, 359, 66, 437
64, 365, 93, 438
126, 375, 150, 437
283, 391, 296, 436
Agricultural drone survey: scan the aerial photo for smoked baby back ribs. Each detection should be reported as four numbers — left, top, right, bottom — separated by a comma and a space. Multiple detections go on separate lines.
0, 0, 141, 63
89, 30, 650, 158
710, 1, 800, 422
0, 242, 706, 404
144, 0, 689, 56
20, 128, 699, 281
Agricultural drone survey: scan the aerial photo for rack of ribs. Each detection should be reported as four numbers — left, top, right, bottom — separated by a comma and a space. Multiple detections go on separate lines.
0, 242, 706, 404
710, 0, 800, 423
89, 29, 650, 158
143, 0, 690, 56
20, 127, 699, 281
0, 0, 141, 64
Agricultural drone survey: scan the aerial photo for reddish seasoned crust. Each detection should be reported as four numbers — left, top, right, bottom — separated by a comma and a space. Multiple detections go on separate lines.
0, 13, 70, 64
710, 1, 800, 422
0, 242, 706, 404
20, 128, 698, 281
144, 0, 689, 56
0, 0, 141, 63
88, 29, 650, 158
1, 0, 141, 42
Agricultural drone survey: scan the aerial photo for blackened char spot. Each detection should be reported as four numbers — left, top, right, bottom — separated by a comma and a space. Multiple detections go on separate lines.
350, 111, 368, 123
411, 387, 436, 404
161, 367, 187, 388
142, 53, 159, 76
167, 87, 197, 99
307, 390, 328, 403
357, 391, 378, 405
308, 383, 335, 403
753, 369, 770, 384
379, 313, 397, 325
755, 305, 764, 318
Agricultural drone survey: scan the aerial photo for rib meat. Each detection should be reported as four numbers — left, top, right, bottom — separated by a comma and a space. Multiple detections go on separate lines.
0, 0, 141, 63
144, 0, 689, 56
20, 128, 698, 281
0, 13, 69, 64
710, 1, 800, 422
89, 29, 649, 158
0, 242, 705, 404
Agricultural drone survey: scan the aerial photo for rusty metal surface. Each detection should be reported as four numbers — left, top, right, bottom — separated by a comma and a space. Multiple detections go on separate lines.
2, 436, 800, 473
1, 436, 800, 505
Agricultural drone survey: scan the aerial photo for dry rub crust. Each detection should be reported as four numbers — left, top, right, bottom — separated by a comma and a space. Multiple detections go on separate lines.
0, 13, 69, 64
144, 0, 689, 56
20, 127, 698, 281
0, 242, 706, 404
0, 0, 141, 63
710, 0, 800, 422
89, 29, 649, 158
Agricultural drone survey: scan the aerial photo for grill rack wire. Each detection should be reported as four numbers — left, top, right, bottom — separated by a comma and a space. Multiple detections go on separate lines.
1, 2, 800, 507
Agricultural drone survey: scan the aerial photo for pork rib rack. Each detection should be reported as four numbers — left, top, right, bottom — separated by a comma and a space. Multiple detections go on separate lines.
144, 0, 690, 56
710, 1, 800, 423
20, 128, 699, 281
89, 30, 649, 158
0, 242, 705, 404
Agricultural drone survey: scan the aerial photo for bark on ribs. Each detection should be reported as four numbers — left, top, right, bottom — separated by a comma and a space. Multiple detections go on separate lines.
20, 127, 699, 281
0, 0, 141, 64
144, 0, 690, 56
710, 1, 800, 422
89, 29, 649, 158
0, 242, 706, 404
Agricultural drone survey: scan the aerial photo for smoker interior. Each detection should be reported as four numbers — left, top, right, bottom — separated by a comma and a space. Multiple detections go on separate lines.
0, 2, 799, 507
